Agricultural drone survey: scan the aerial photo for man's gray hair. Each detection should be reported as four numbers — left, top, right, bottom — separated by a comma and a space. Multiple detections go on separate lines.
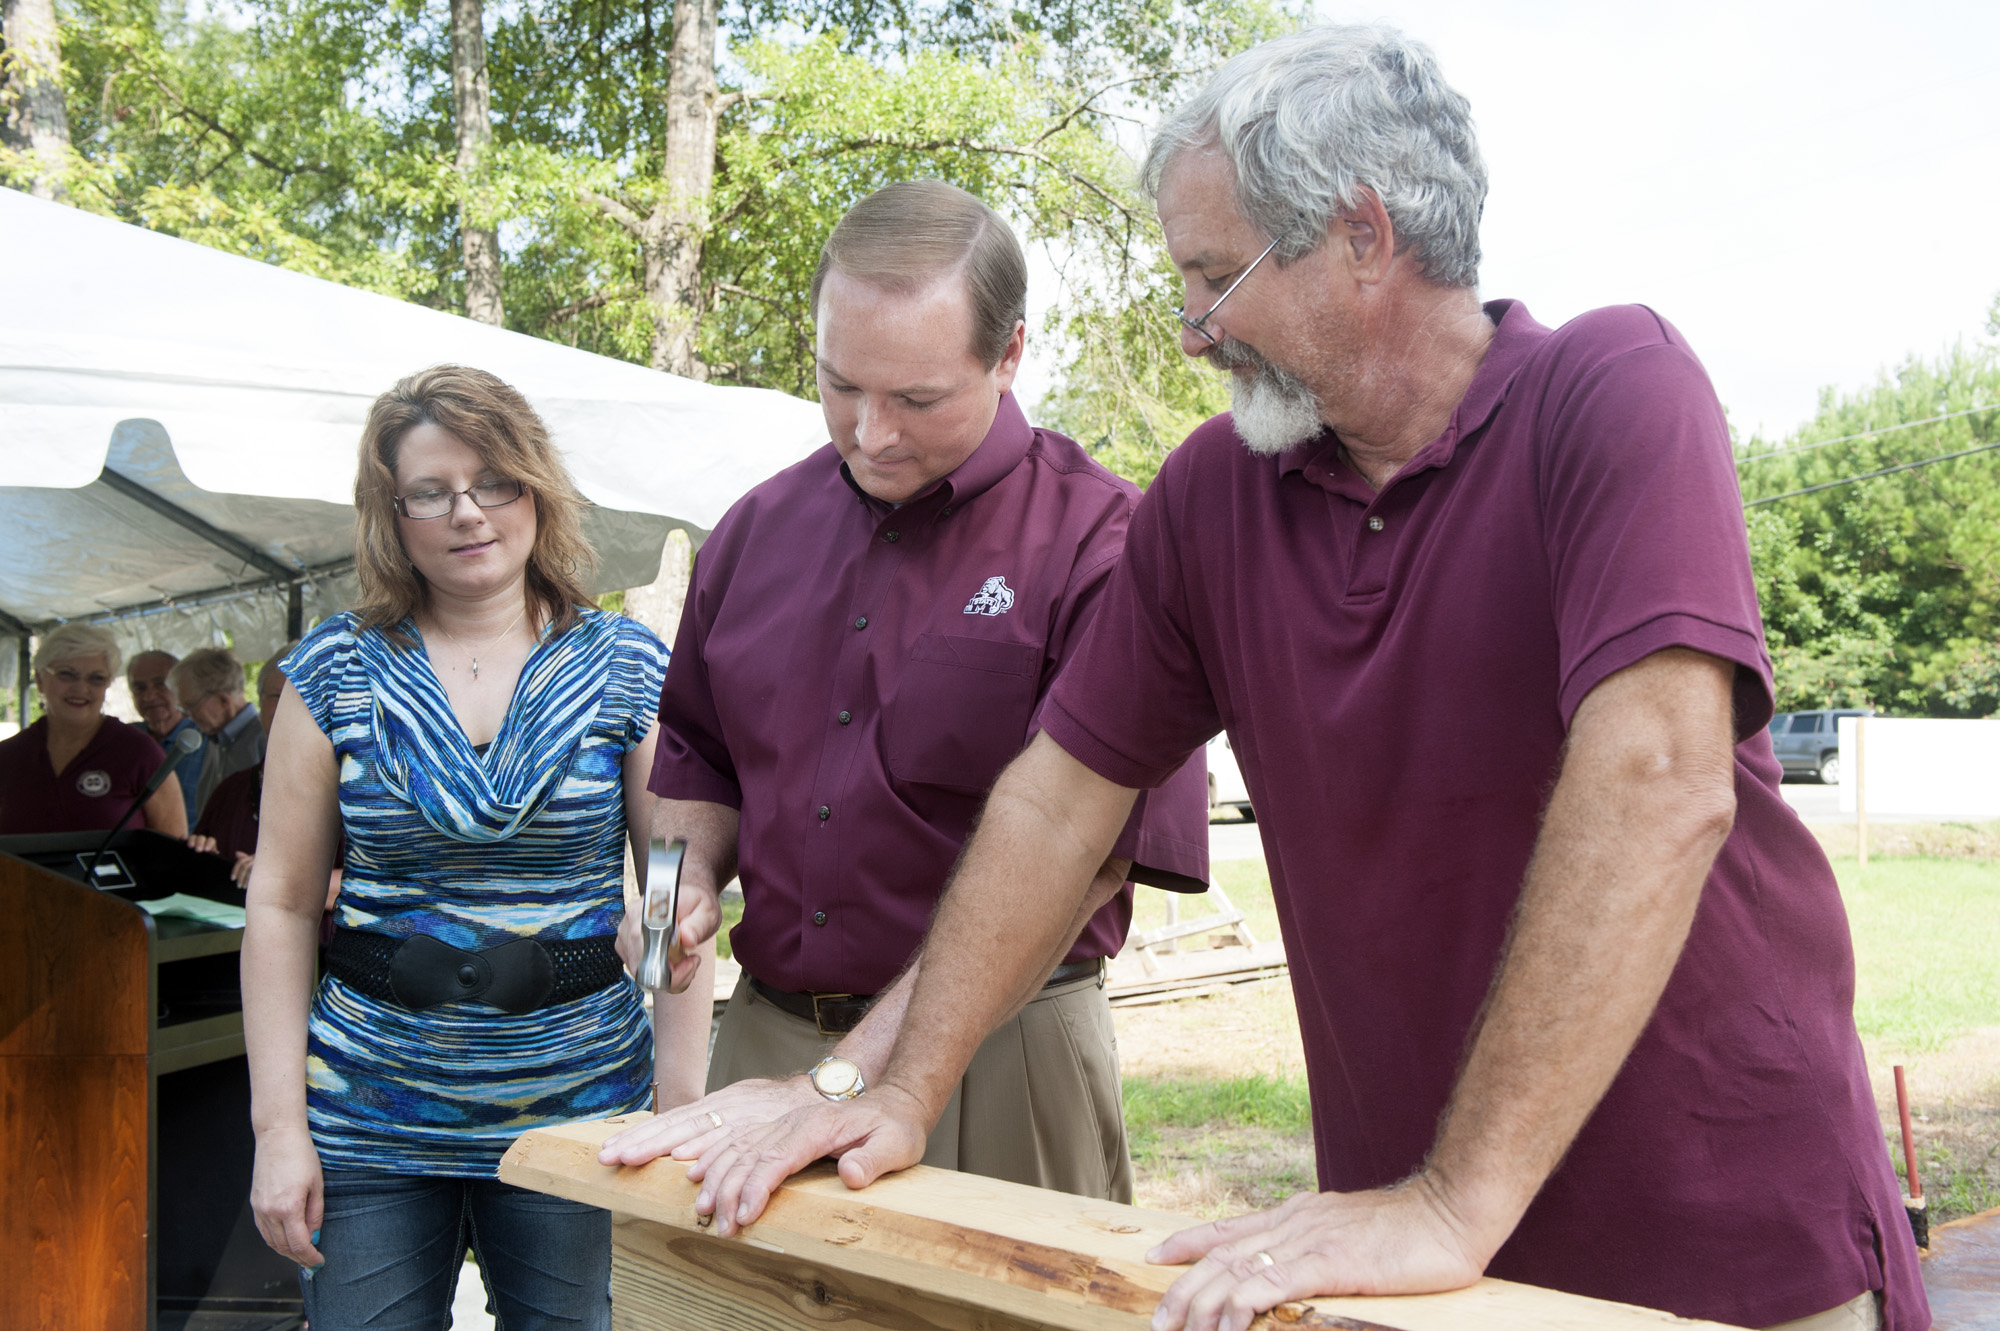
171, 647, 246, 703
1141, 24, 1487, 288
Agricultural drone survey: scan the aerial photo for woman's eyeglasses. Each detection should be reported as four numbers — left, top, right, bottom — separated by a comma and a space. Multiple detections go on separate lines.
394, 479, 526, 520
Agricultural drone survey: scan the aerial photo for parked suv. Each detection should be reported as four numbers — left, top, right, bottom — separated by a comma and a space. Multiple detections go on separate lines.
1767, 708, 1874, 784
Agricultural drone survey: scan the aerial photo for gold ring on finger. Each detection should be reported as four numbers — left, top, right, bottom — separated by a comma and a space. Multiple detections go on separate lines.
706, 1109, 725, 1129
1253, 1250, 1275, 1269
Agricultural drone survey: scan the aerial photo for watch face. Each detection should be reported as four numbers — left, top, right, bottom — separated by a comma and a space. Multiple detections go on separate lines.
814, 1058, 862, 1098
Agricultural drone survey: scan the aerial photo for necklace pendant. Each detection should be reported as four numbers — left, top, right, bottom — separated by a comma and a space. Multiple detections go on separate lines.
470, 659, 481, 680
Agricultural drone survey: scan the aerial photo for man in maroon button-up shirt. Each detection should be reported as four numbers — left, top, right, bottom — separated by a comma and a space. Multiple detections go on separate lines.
600, 182, 1208, 1205
675, 28, 1926, 1331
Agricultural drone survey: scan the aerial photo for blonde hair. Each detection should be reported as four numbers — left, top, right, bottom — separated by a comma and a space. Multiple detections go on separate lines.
34, 622, 121, 676
351, 366, 598, 644
808, 181, 1027, 368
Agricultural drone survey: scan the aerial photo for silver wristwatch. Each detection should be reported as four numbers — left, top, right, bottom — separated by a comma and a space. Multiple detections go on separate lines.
807, 1055, 866, 1102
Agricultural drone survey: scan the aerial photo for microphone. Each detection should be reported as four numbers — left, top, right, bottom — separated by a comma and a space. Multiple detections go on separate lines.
81, 727, 205, 887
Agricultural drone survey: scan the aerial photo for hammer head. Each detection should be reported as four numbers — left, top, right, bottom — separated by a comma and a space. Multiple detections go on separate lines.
638, 837, 686, 991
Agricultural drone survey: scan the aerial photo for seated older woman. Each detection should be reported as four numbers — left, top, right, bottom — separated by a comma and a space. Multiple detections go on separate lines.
0, 623, 191, 837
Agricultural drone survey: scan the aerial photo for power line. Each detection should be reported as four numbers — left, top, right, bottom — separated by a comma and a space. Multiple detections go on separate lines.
1736, 402, 1999, 465
1743, 439, 2000, 507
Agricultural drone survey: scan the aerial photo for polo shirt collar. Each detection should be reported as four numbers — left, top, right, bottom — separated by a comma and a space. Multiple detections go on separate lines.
220, 703, 259, 747
1277, 298, 1550, 485
838, 391, 1033, 517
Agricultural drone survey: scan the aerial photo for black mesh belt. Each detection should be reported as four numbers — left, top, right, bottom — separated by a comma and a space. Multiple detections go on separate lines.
327, 928, 625, 1013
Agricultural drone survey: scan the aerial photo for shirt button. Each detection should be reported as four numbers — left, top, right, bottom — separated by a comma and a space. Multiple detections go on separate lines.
1367, 516, 1385, 531
812, 910, 828, 926
818, 805, 831, 820
837, 710, 852, 725
854, 616, 868, 629
884, 530, 900, 543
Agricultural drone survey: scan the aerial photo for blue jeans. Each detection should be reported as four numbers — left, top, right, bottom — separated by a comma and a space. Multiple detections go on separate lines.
300, 1169, 612, 1330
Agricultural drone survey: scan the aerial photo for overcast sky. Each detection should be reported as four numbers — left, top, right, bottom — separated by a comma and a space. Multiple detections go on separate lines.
1015, 0, 2000, 445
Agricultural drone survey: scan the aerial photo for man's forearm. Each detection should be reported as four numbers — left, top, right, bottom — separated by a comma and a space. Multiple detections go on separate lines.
877, 734, 1137, 1125
834, 853, 1133, 1084
1423, 649, 1738, 1250
657, 796, 741, 896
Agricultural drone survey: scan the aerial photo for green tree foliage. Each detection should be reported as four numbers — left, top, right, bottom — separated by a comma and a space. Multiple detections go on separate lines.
1739, 328, 2000, 716
30, 0, 1295, 453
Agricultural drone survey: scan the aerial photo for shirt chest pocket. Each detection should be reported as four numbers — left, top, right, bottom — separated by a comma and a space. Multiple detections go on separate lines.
885, 634, 1043, 794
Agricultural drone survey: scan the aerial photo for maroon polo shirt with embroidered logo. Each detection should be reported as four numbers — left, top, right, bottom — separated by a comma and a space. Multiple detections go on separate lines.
0, 715, 167, 834
1037, 303, 1925, 1329
650, 392, 1210, 997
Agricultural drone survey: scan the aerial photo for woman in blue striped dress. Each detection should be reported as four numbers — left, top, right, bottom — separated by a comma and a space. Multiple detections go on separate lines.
241, 365, 714, 1329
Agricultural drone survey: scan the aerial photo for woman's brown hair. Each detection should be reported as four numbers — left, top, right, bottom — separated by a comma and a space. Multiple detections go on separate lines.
351, 365, 598, 644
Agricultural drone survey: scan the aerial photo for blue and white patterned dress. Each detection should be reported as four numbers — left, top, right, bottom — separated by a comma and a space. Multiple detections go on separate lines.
282, 607, 664, 1177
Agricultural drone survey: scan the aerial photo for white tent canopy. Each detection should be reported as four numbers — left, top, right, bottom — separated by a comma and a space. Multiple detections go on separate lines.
0, 186, 826, 698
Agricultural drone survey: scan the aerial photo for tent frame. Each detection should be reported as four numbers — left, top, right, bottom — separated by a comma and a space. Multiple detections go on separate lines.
5, 467, 356, 728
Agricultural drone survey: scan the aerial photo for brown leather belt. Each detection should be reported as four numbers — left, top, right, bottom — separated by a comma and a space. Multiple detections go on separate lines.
749, 958, 1104, 1036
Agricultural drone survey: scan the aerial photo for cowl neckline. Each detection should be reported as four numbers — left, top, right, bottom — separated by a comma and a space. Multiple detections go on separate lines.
358, 610, 619, 843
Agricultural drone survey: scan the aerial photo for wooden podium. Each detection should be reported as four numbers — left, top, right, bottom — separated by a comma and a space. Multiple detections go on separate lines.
503, 1117, 1748, 1331
0, 833, 302, 1331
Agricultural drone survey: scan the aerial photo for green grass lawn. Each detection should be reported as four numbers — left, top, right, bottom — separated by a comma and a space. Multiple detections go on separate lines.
1838, 855, 2000, 1051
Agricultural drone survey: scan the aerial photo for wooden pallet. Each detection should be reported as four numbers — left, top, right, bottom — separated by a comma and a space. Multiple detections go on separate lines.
1106, 938, 1289, 1006
502, 1117, 1745, 1331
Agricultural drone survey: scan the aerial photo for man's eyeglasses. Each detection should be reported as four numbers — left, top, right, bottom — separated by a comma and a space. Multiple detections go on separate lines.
394, 479, 526, 520
1177, 234, 1285, 346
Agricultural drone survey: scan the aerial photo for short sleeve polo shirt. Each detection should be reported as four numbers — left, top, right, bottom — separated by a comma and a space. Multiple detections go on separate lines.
0, 715, 168, 835
651, 393, 1210, 997
1038, 302, 1925, 1329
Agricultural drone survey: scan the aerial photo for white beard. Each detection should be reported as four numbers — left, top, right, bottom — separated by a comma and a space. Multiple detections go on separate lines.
1211, 339, 1325, 456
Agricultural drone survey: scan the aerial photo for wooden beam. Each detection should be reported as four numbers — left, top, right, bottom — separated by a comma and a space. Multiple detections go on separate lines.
501, 1118, 1745, 1331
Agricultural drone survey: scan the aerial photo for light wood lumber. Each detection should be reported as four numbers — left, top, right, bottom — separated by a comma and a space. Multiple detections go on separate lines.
502, 1116, 1744, 1331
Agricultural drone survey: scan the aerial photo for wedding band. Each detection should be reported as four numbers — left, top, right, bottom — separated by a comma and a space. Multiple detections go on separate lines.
706, 1110, 725, 1129
1253, 1251, 1275, 1269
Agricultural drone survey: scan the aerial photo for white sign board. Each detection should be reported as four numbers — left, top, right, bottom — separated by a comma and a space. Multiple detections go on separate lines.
1837, 717, 2000, 818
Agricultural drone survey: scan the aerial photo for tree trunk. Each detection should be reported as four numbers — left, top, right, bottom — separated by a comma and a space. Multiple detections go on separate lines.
621, 528, 694, 660
0, 0, 71, 202
450, 0, 504, 326
645, 0, 721, 379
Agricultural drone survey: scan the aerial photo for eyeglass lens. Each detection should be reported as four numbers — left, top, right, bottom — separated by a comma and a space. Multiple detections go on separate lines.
397, 480, 524, 519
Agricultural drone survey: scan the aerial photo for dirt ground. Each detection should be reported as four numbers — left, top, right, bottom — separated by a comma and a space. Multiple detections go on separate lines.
1115, 979, 2000, 1225
1115, 978, 1314, 1217
1865, 1025, 2000, 1222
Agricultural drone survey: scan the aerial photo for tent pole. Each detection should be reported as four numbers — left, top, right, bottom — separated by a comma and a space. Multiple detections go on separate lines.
16, 636, 27, 729
287, 583, 303, 641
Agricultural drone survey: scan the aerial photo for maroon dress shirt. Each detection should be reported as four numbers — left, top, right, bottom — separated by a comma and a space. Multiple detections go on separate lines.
651, 393, 1209, 996
1038, 303, 1924, 1329
0, 715, 166, 834
194, 763, 262, 859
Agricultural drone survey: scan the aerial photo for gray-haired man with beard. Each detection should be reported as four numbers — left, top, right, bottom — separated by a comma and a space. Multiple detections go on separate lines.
661, 26, 1925, 1331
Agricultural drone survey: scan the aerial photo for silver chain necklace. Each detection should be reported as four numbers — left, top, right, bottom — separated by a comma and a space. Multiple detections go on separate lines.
430, 604, 529, 681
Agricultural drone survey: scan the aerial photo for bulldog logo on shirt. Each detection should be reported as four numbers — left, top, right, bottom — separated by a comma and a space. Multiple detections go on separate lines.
76, 769, 112, 798
963, 575, 1015, 617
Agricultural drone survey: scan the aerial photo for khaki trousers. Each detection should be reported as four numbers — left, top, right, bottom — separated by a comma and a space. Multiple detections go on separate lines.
1764, 1293, 1883, 1331
708, 970, 1134, 1203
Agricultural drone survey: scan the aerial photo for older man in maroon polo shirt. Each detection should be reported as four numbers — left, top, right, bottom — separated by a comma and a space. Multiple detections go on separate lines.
598, 181, 1208, 1207
676, 27, 1927, 1331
